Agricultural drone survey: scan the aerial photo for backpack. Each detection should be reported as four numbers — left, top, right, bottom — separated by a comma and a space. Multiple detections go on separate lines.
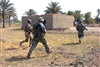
32, 22, 45, 37
76, 23, 85, 32
32, 23, 37, 34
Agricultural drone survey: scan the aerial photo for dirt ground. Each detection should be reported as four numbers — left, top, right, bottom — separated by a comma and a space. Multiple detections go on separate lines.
69, 46, 100, 67
0, 27, 100, 67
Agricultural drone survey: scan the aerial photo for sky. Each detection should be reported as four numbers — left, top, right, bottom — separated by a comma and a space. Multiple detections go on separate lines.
10, 0, 100, 20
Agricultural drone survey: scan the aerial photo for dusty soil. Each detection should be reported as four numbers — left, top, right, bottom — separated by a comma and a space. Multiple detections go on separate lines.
69, 47, 100, 67
0, 27, 100, 67
1, 41, 100, 67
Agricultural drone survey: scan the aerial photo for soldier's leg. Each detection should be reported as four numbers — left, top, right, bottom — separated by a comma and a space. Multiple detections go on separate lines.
27, 39, 38, 59
29, 37, 32, 47
78, 32, 84, 43
78, 32, 81, 43
20, 39, 28, 46
28, 34, 32, 47
40, 37, 52, 54
20, 32, 28, 46
80, 32, 84, 41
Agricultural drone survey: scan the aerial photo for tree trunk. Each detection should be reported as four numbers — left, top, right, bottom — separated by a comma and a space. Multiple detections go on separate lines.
2, 13, 5, 28
9, 15, 11, 26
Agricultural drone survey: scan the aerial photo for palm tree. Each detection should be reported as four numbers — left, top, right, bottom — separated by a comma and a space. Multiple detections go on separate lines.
95, 9, 100, 23
73, 10, 83, 21
67, 11, 74, 15
84, 12, 91, 24
0, 8, 2, 23
44, 1, 62, 14
0, 0, 15, 28
24, 9, 37, 16
97, 9, 100, 15
7, 8, 17, 26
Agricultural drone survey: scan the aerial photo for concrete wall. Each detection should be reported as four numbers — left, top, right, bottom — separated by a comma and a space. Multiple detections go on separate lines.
22, 14, 74, 30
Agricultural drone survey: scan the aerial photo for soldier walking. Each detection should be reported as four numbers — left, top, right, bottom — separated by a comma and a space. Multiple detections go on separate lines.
76, 19, 88, 43
27, 17, 52, 59
20, 19, 33, 47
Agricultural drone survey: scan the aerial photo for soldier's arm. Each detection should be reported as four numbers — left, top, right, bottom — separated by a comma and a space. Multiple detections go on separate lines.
82, 24, 88, 31
39, 23, 46, 33
28, 24, 33, 31
76, 24, 79, 31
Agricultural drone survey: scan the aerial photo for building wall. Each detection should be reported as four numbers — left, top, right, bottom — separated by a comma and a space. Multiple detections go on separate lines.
22, 14, 74, 30
65, 15, 74, 27
22, 15, 39, 29
53, 14, 74, 29
22, 15, 53, 30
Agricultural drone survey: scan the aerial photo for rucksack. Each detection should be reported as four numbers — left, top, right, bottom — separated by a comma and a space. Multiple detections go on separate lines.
32, 22, 45, 37
32, 23, 37, 34
76, 23, 85, 32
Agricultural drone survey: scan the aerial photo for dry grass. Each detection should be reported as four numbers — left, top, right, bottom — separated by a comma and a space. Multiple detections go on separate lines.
0, 23, 100, 67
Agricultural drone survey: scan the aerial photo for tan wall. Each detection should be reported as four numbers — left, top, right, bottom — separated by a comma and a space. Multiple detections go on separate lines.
65, 15, 74, 27
53, 14, 74, 29
22, 15, 39, 29
22, 15, 53, 30
22, 14, 74, 30
41, 14, 53, 30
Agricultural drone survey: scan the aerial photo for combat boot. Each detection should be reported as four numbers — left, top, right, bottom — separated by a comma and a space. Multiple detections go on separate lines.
79, 38, 82, 43
27, 54, 31, 59
47, 50, 52, 54
20, 42, 22, 46
79, 40, 81, 43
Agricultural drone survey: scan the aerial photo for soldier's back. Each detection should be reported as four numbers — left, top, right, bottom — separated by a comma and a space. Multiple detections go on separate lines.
76, 23, 85, 32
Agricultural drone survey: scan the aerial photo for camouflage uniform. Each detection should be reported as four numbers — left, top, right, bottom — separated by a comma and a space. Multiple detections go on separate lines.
20, 19, 33, 47
27, 17, 52, 59
76, 20, 88, 43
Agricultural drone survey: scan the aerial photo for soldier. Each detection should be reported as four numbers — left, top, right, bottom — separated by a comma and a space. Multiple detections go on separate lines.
20, 19, 33, 47
76, 19, 88, 43
27, 17, 52, 59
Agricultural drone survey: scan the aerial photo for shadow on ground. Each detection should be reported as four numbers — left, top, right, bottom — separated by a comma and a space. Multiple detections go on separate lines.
5, 48, 18, 50
12, 28, 22, 31
5, 54, 49, 62
63, 42, 80, 45
5, 56, 28, 62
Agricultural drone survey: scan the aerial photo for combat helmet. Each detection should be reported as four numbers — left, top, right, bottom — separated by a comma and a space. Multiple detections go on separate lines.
27, 19, 32, 24
38, 17, 44, 22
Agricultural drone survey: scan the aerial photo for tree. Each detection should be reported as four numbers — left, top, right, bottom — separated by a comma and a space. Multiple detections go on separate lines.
73, 10, 83, 21
0, 8, 2, 23
7, 8, 17, 26
66, 10, 83, 21
84, 12, 95, 24
88, 18, 95, 24
61, 12, 67, 14
95, 9, 100, 23
67, 11, 74, 15
24, 9, 37, 16
84, 12, 91, 24
44, 1, 62, 14
0, 0, 15, 28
